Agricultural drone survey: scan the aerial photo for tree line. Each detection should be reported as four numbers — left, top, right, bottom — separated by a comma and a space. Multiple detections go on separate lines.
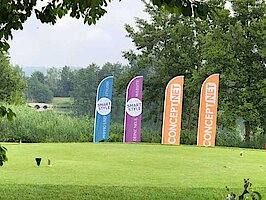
25, 63, 128, 123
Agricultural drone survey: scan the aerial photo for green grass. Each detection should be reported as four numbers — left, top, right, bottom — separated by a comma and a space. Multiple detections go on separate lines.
52, 97, 73, 114
52, 97, 73, 105
0, 143, 265, 199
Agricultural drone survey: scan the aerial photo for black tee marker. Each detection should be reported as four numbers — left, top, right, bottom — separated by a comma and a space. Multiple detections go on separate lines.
35, 157, 42, 166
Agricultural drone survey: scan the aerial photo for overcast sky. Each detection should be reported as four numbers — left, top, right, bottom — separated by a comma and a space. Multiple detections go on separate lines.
8, 0, 149, 68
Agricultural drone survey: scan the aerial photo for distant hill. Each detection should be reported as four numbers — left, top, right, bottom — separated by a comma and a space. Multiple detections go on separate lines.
22, 66, 81, 77
22, 66, 48, 77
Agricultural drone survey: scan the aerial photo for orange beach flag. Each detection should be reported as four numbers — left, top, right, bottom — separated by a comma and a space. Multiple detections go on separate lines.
162, 76, 184, 145
197, 74, 219, 147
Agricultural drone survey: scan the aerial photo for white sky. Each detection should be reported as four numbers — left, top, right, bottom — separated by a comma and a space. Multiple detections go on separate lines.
9, 0, 149, 68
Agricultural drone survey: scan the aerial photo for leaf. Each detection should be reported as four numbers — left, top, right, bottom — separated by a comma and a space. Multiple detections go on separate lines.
152, 0, 163, 6
252, 191, 262, 200
7, 108, 16, 121
0, 145, 7, 152
173, 0, 182, 7
195, 3, 208, 19
181, 4, 192, 17
2, 42, 10, 51
0, 145, 8, 167
0, 106, 7, 117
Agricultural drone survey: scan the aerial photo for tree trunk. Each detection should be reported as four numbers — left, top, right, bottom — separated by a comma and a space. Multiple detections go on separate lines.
244, 122, 251, 142
186, 93, 195, 131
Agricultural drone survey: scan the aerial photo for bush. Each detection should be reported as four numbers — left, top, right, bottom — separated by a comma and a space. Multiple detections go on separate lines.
180, 129, 197, 145
216, 127, 243, 147
216, 126, 266, 149
141, 128, 161, 143
240, 133, 266, 149
108, 124, 123, 142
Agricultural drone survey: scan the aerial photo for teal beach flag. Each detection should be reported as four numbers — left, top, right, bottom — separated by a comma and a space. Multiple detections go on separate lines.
93, 76, 113, 142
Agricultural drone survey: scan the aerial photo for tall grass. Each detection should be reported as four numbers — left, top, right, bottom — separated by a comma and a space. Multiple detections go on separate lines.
0, 105, 157, 143
1, 105, 263, 148
0, 105, 92, 142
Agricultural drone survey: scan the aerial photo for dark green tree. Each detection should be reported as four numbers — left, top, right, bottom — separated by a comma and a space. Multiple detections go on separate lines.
0, 104, 15, 166
58, 66, 74, 97
46, 67, 61, 97
151, 0, 212, 19
0, 52, 23, 166
71, 64, 98, 116
201, 0, 266, 142
0, 53, 27, 104
27, 71, 53, 103
99, 63, 129, 123
71, 62, 129, 121
123, 1, 266, 146
123, 4, 207, 133
31, 71, 46, 84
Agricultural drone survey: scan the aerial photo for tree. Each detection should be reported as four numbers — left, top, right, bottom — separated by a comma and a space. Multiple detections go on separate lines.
31, 71, 46, 84
71, 64, 99, 116
201, 0, 266, 142
71, 62, 129, 120
27, 71, 53, 103
0, 52, 22, 166
0, 104, 15, 166
151, 0, 212, 19
0, 53, 27, 104
46, 67, 61, 97
99, 63, 129, 123
124, 1, 266, 146
58, 66, 74, 97
123, 3, 207, 133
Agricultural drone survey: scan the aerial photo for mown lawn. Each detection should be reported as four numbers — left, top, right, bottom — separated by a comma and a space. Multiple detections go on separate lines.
0, 143, 265, 199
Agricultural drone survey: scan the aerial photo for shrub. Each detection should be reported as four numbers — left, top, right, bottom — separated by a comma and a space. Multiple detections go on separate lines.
141, 128, 161, 143
108, 124, 123, 142
180, 129, 197, 145
216, 127, 243, 147
240, 133, 266, 149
